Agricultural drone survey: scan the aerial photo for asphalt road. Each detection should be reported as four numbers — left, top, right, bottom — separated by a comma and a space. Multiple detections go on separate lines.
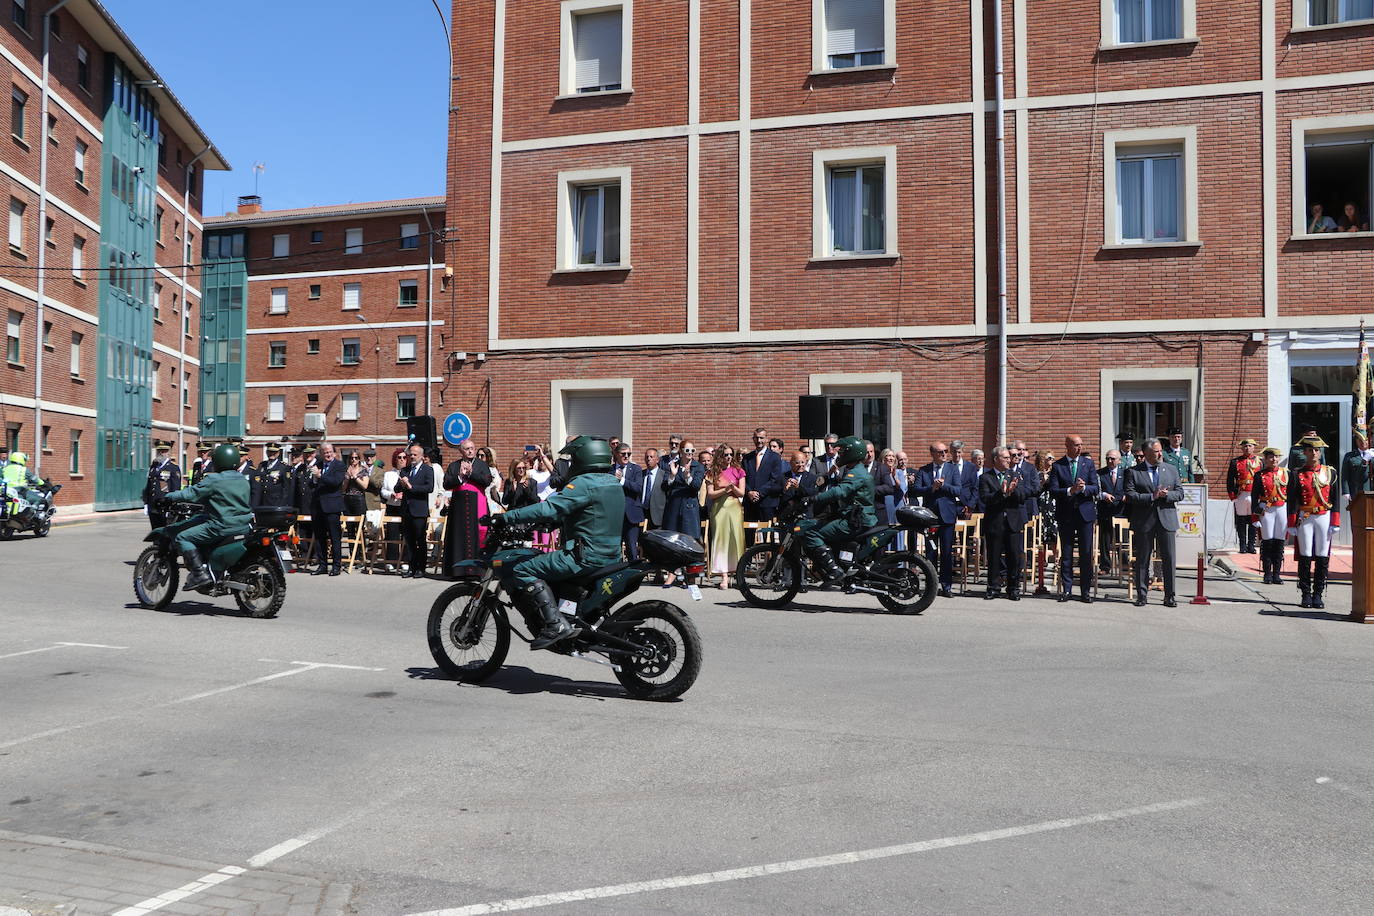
1, 516, 1372, 915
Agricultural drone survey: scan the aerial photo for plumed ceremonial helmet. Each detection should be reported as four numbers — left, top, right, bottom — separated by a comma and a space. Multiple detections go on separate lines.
560, 436, 614, 476
211, 443, 241, 472
835, 436, 866, 465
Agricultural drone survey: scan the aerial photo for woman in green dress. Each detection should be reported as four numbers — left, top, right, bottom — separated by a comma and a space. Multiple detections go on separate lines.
707, 444, 746, 589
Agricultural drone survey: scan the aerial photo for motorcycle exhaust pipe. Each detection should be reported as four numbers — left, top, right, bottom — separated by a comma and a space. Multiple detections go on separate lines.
568, 651, 621, 672
843, 583, 890, 598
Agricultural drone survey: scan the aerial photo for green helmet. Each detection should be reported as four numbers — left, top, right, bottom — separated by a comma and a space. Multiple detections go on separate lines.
211, 443, 241, 472
8, 452, 26, 466
559, 436, 613, 476
835, 436, 866, 466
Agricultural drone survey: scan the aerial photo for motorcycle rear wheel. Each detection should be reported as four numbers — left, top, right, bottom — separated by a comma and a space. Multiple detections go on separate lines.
873, 552, 938, 615
611, 600, 703, 701
133, 546, 179, 611
427, 582, 510, 683
233, 558, 286, 618
32, 518, 49, 538
735, 543, 803, 609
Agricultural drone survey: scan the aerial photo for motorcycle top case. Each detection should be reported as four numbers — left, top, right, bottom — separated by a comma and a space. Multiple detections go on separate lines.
896, 506, 939, 529
252, 505, 297, 531
640, 529, 706, 567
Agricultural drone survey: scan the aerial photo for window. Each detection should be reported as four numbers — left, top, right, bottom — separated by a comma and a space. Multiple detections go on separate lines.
76, 46, 89, 90
157, 131, 166, 165
41, 425, 49, 452
74, 140, 86, 185
342, 282, 361, 310
1113, 379, 1188, 443
152, 283, 162, 321
307, 338, 320, 354
341, 338, 361, 365
270, 286, 288, 314
400, 222, 420, 249
1296, 118, 1374, 236
1104, 128, 1197, 246
4, 423, 18, 454
71, 235, 84, 278
70, 331, 81, 376
268, 341, 286, 368
6, 309, 20, 363
267, 394, 285, 422
397, 335, 417, 363
69, 429, 80, 475
154, 205, 163, 241
557, 168, 631, 269
8, 197, 23, 251
46, 112, 55, 145
183, 304, 192, 338
812, 147, 897, 258
41, 320, 50, 348
396, 391, 417, 419
344, 227, 363, 254
563, 3, 629, 94
11, 86, 25, 140
1307, 0, 1374, 26
11, 0, 26, 32
310, 229, 322, 244
340, 393, 360, 421
48, 9, 58, 37
308, 283, 321, 299
816, 0, 893, 70
554, 383, 629, 443
185, 232, 194, 264
182, 372, 191, 408
272, 233, 289, 258
152, 359, 160, 398
1112, 0, 1184, 43
43, 216, 52, 245
398, 279, 419, 306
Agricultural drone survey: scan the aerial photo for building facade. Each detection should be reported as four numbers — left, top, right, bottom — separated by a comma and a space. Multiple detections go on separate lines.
1, 0, 225, 513
202, 196, 446, 457
443, 0, 1374, 497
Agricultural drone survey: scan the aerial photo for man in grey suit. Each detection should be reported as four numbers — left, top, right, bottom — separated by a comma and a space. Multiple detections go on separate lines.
640, 448, 668, 529
1125, 437, 1184, 607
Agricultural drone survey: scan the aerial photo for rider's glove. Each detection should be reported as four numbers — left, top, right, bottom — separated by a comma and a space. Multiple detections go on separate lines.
486, 513, 507, 532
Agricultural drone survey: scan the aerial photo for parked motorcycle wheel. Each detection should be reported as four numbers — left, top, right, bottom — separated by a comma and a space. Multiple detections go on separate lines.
873, 552, 938, 615
611, 600, 703, 701
735, 543, 803, 608
427, 582, 509, 683
133, 546, 179, 611
233, 559, 286, 619
0, 526, 12, 540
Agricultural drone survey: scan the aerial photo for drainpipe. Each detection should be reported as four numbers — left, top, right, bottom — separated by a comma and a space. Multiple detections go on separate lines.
421, 207, 436, 416
33, 0, 72, 476
178, 146, 211, 459
993, 0, 1009, 447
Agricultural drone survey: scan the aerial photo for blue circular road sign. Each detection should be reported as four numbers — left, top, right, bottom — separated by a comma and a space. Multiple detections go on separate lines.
442, 412, 473, 446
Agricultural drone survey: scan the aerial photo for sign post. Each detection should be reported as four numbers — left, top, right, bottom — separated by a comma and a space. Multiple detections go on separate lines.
1175, 483, 1207, 569
442, 412, 473, 447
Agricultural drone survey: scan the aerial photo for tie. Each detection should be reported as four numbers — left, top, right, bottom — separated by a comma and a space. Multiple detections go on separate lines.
643, 472, 651, 503
1071, 457, 1078, 478
1150, 466, 1159, 488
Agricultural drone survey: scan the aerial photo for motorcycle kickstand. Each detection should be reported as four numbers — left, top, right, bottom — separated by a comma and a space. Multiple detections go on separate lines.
568, 651, 621, 672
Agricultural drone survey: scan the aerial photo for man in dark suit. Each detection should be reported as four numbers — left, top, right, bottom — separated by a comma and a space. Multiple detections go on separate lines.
1126, 437, 1184, 607
810, 434, 842, 483
949, 440, 979, 519
615, 444, 645, 560
743, 427, 786, 544
640, 448, 667, 529
1096, 449, 1127, 574
779, 450, 820, 518
979, 446, 1033, 600
310, 442, 347, 576
909, 441, 970, 598
394, 443, 435, 577
1049, 435, 1100, 602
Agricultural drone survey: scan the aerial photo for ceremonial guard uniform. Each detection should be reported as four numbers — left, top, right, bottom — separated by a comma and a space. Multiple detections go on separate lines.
1249, 447, 1289, 584
1163, 427, 1193, 483
142, 442, 182, 531
1287, 436, 1339, 608
190, 443, 212, 485
253, 444, 293, 508
1225, 439, 1261, 554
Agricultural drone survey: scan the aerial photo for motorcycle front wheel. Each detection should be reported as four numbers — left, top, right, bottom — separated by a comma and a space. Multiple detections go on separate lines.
735, 543, 803, 608
32, 517, 49, 538
427, 582, 509, 683
133, 546, 179, 611
872, 552, 938, 615
233, 557, 286, 618
611, 600, 703, 701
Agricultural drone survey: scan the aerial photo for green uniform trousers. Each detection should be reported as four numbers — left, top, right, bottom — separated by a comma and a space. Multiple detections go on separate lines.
801, 517, 863, 552
513, 549, 613, 589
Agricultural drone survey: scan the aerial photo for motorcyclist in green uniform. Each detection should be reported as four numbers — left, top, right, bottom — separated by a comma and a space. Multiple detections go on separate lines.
488, 436, 626, 649
1, 452, 45, 518
158, 443, 254, 591
801, 435, 877, 587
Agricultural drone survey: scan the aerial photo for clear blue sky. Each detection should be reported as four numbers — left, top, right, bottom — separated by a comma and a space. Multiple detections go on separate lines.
103, 0, 450, 216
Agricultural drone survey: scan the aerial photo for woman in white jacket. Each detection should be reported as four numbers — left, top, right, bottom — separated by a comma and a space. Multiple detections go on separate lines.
379, 447, 408, 570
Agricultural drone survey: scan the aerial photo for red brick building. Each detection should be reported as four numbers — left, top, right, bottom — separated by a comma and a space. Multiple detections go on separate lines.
440, 0, 1374, 507
1, 0, 225, 513
203, 196, 446, 458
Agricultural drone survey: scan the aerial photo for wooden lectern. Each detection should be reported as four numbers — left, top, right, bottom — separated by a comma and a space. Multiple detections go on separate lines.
1351, 492, 1374, 623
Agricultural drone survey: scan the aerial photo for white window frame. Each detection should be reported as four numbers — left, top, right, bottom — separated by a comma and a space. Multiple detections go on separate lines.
811, 146, 898, 260
559, 0, 633, 97
152, 359, 160, 399
344, 227, 363, 254
1293, 0, 1374, 29
9, 197, 24, 251
396, 390, 417, 419
182, 371, 192, 409
396, 334, 417, 364
269, 286, 288, 315
73, 139, 86, 185
6, 309, 20, 364
808, 371, 903, 453
272, 233, 289, 258
1100, 0, 1196, 48
1098, 367, 1201, 459
556, 166, 631, 271
267, 394, 285, 422
1102, 126, 1198, 247
268, 341, 287, 368
550, 377, 634, 448
342, 282, 361, 310
71, 234, 83, 278
1291, 113, 1374, 239
811, 0, 897, 72
69, 331, 81, 376
340, 393, 360, 421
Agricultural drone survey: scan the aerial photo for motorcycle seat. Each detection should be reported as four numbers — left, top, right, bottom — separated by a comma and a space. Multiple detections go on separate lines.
855, 524, 890, 542
577, 560, 634, 582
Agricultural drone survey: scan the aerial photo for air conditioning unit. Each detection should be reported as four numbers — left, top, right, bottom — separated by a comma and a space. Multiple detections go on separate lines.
302, 412, 326, 432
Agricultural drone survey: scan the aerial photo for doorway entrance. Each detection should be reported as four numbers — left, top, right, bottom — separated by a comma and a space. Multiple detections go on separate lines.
1291, 395, 1350, 468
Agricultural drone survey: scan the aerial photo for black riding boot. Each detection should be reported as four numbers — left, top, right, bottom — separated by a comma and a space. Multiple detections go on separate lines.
181, 548, 213, 591
1246, 522, 1258, 554
1297, 557, 1313, 608
1312, 557, 1329, 609
1235, 517, 1250, 554
806, 544, 846, 588
1268, 540, 1284, 584
515, 580, 575, 650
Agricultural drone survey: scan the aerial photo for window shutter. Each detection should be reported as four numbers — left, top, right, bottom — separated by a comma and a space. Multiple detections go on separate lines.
1113, 380, 1189, 403
564, 391, 623, 438
272, 233, 289, 257
270, 287, 287, 313
574, 10, 622, 90
343, 283, 361, 309
826, 0, 884, 55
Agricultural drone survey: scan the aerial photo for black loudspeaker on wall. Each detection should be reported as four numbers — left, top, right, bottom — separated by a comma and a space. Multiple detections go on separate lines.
406, 415, 438, 450
798, 396, 828, 440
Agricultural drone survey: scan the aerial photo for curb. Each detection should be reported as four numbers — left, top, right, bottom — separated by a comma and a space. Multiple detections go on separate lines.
52, 509, 143, 526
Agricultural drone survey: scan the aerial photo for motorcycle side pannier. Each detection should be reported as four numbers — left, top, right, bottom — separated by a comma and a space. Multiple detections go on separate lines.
640, 529, 706, 567
252, 505, 298, 531
896, 506, 939, 529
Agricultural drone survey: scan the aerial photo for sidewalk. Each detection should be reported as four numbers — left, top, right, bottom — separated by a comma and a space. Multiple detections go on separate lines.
1225, 545, 1352, 582
52, 508, 143, 526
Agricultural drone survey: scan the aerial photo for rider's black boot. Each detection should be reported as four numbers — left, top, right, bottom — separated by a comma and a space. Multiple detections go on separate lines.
181, 548, 214, 591
516, 580, 576, 650
806, 545, 846, 588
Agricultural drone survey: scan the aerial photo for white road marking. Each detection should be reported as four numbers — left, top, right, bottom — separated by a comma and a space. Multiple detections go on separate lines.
407, 797, 1210, 916
0, 646, 67, 661
168, 665, 319, 704
111, 865, 245, 916
1316, 776, 1332, 784
257, 657, 386, 671
0, 641, 127, 660
247, 788, 411, 868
